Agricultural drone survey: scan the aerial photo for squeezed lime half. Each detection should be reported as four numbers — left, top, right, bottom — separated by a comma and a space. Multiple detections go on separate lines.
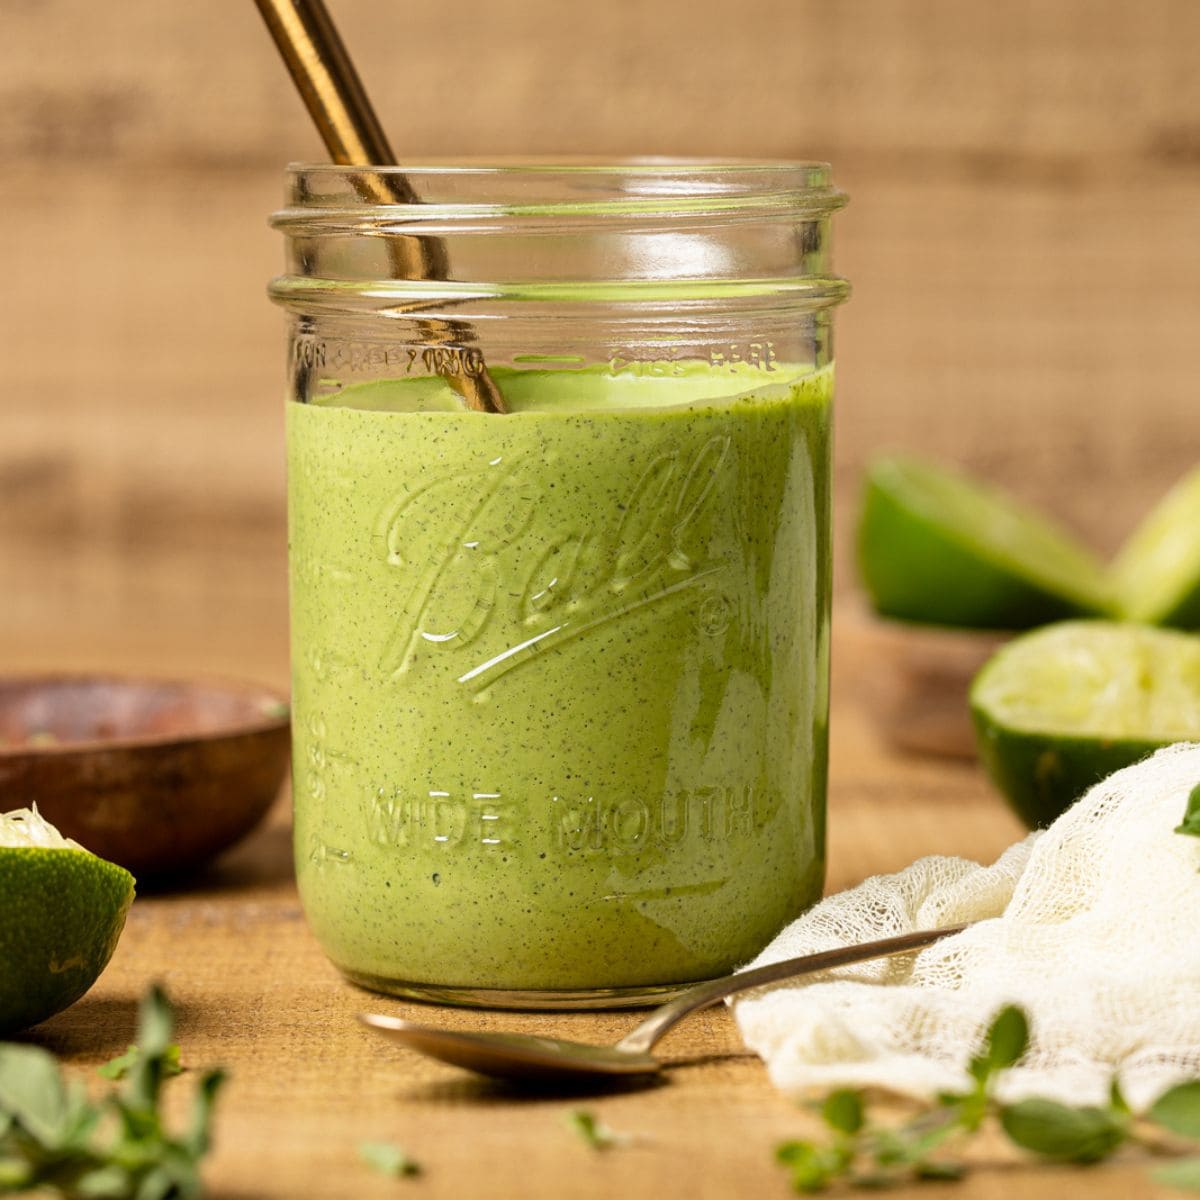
0, 807, 135, 1035
857, 456, 1111, 629
970, 621, 1200, 828
1112, 465, 1200, 628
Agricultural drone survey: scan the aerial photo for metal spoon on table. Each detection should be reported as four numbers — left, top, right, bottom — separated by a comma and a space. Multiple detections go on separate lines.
359, 923, 967, 1084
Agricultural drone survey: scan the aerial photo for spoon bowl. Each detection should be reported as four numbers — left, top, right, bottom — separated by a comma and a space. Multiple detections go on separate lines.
360, 1016, 659, 1082
361, 924, 967, 1085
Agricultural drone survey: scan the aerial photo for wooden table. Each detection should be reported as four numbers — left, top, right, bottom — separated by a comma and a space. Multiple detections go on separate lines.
14, 612, 1172, 1200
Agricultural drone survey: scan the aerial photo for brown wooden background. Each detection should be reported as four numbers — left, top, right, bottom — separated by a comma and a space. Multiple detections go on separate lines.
3, 0, 1199, 685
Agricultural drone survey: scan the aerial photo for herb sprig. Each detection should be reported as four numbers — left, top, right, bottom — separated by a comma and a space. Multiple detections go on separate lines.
359, 1140, 421, 1178
96, 1043, 183, 1083
1175, 783, 1200, 845
0, 985, 225, 1199
775, 1005, 1200, 1192
566, 1109, 630, 1151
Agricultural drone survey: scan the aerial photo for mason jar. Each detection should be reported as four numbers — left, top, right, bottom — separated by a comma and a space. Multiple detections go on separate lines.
270, 161, 848, 1008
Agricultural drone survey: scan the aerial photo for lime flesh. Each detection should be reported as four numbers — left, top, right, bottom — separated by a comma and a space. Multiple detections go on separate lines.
857, 456, 1111, 629
970, 621, 1200, 828
0, 808, 135, 1035
1113, 465, 1200, 628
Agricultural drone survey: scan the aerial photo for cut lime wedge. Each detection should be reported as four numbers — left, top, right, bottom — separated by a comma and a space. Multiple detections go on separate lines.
857, 457, 1111, 629
0, 806, 135, 1035
1112, 465, 1200, 628
970, 621, 1200, 827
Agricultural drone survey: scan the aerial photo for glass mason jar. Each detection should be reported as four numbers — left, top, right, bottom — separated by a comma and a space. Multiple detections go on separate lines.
270, 161, 848, 1008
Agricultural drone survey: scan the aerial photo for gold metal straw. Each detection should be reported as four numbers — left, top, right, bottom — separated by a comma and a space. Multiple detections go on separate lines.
254, 0, 507, 414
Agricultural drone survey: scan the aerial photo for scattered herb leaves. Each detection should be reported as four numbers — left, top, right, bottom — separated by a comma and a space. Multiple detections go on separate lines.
776, 1138, 854, 1192
774, 1004, 1200, 1192
1155, 1156, 1200, 1192
1000, 1098, 1127, 1163
1150, 1082, 1200, 1141
1176, 784, 1200, 840
820, 1091, 864, 1136
0, 984, 225, 1199
975, 1003, 1029, 1074
566, 1109, 628, 1151
359, 1140, 421, 1178
97, 1042, 183, 1082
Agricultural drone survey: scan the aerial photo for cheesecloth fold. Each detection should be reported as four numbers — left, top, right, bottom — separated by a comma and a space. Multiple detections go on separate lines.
732, 743, 1200, 1110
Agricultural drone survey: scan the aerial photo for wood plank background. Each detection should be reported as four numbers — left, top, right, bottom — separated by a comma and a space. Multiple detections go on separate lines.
4, 0, 1200, 682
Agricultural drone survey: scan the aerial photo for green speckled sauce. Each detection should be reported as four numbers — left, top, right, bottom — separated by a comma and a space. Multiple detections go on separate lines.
288, 364, 833, 995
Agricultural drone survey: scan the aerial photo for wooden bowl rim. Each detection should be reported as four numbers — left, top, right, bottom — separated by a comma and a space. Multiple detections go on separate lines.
0, 672, 290, 761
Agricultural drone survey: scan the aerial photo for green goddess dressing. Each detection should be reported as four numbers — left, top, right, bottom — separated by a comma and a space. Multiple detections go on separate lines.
288, 363, 832, 993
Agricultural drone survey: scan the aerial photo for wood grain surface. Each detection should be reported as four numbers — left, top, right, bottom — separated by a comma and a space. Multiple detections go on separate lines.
12, 611, 1174, 1200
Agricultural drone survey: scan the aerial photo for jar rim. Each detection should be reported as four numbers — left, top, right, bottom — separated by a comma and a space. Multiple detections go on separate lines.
284, 155, 836, 176
274, 157, 846, 225
271, 157, 848, 312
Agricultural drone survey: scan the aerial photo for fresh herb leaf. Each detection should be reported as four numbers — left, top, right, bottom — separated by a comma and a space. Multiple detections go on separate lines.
0, 1043, 71, 1147
940, 1005, 1029, 1139
1150, 1082, 1200, 1140
75, 1163, 133, 1197
968, 1005, 1028, 1084
1155, 1156, 1200, 1191
984, 1005, 1030, 1071
999, 1098, 1127, 1163
184, 1069, 227, 1159
359, 1140, 421, 1178
97, 1044, 182, 1083
1177, 784, 1200, 838
821, 1090, 864, 1136
776, 1140, 842, 1192
566, 1109, 627, 1151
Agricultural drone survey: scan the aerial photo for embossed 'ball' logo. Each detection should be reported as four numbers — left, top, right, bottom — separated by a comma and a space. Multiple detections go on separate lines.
697, 593, 733, 635
376, 437, 734, 686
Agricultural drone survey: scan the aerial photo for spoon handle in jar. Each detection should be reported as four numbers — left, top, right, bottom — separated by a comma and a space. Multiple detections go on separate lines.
253, 0, 399, 173
616, 923, 970, 1056
253, 0, 508, 413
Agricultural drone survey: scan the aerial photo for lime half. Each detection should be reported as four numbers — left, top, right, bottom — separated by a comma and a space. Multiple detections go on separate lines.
857, 456, 1110, 629
1113, 465, 1200, 628
0, 807, 135, 1035
970, 621, 1200, 828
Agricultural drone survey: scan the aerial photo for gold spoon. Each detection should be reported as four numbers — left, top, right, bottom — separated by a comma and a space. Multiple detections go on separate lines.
359, 924, 968, 1084
254, 0, 507, 413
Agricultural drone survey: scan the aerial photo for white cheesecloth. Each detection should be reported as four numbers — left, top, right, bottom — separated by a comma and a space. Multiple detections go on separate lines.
732, 742, 1200, 1111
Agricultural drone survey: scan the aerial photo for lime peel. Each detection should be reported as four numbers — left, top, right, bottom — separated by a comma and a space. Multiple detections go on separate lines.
1113, 465, 1200, 628
857, 456, 1110, 630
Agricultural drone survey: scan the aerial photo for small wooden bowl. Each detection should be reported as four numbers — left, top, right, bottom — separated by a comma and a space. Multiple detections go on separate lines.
845, 607, 1011, 759
0, 675, 290, 878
